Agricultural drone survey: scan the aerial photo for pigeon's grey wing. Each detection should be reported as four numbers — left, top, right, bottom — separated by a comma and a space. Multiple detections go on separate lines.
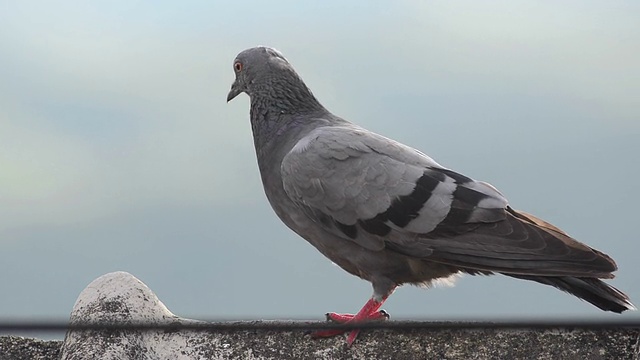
415, 206, 617, 277
282, 125, 616, 277
281, 125, 507, 251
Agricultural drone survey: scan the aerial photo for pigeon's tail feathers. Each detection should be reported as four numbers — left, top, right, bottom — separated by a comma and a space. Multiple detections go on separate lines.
507, 274, 636, 313
422, 207, 619, 278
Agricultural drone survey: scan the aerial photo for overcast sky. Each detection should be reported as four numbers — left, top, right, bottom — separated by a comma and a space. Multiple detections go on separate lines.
1, 1, 638, 339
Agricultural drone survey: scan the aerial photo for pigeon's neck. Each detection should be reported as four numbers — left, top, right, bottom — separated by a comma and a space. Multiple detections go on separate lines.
249, 74, 325, 116
248, 75, 328, 159
250, 107, 328, 164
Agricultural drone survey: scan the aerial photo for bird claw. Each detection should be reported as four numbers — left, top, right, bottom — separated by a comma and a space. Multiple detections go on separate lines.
378, 309, 390, 319
312, 308, 391, 345
312, 296, 393, 345
325, 310, 390, 323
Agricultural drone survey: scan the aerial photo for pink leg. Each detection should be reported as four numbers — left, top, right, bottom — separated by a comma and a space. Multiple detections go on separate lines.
345, 297, 386, 345
311, 293, 392, 346
325, 310, 389, 323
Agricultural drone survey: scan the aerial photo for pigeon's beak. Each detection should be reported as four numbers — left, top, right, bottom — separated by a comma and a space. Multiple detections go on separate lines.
226, 81, 242, 102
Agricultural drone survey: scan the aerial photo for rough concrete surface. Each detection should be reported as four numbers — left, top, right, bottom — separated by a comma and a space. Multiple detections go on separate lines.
0, 271, 638, 359
0, 336, 61, 360
1, 325, 639, 360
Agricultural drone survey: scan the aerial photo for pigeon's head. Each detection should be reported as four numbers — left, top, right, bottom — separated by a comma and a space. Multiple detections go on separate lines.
226, 46, 293, 102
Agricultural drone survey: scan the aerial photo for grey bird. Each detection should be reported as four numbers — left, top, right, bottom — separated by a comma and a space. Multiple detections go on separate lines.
226, 46, 635, 345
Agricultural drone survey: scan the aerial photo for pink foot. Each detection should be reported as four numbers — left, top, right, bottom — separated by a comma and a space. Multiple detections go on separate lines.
325, 310, 389, 323
310, 295, 392, 346
311, 310, 388, 339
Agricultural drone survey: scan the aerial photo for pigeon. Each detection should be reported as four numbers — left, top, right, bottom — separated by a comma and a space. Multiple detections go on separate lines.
226, 46, 635, 345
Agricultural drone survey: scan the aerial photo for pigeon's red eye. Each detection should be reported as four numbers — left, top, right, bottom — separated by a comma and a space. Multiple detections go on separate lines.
234, 62, 243, 72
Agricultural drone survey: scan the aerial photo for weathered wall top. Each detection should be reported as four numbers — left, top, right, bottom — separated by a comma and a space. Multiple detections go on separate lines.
0, 272, 637, 359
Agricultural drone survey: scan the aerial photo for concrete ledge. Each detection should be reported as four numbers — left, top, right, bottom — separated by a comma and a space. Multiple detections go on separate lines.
0, 272, 637, 359
1, 325, 639, 359
0, 336, 61, 360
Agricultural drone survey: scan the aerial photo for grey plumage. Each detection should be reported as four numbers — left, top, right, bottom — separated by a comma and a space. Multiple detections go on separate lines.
226, 46, 634, 329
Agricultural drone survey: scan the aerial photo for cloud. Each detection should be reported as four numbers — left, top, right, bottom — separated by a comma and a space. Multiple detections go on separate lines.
0, 6, 260, 232
1, 0, 638, 235
395, 1, 640, 125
